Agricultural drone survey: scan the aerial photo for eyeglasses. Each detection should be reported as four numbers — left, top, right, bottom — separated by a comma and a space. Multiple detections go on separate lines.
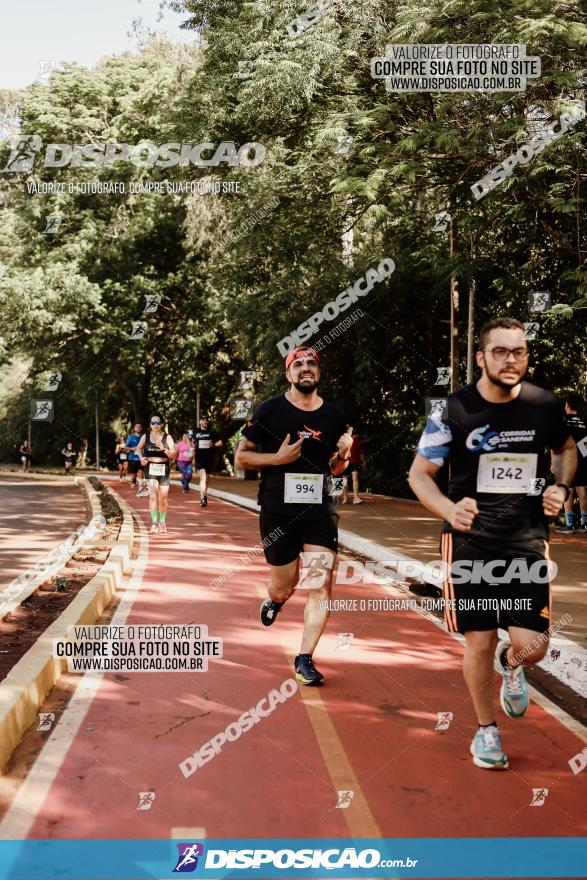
483, 347, 529, 362
151, 419, 162, 425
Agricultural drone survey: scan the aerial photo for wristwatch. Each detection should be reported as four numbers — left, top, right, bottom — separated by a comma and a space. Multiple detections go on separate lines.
556, 483, 571, 501
337, 452, 351, 462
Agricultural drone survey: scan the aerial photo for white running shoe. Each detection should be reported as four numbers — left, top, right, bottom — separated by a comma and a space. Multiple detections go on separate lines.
470, 725, 509, 770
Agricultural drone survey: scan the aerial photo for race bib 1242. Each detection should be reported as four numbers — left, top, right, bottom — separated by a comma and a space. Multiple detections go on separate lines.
477, 453, 537, 494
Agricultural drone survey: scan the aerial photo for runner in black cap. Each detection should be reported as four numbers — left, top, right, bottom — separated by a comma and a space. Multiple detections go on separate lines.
194, 415, 222, 508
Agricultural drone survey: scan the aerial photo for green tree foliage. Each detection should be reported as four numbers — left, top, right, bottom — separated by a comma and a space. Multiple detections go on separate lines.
1, 1, 586, 490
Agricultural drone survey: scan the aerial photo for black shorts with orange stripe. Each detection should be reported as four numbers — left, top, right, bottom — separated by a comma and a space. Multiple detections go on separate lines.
440, 532, 551, 635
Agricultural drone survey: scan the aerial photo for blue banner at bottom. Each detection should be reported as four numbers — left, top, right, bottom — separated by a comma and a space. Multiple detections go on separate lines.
0, 838, 585, 879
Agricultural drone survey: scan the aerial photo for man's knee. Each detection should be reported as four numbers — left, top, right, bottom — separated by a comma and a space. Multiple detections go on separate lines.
271, 580, 296, 601
465, 631, 498, 657
270, 562, 299, 600
306, 582, 333, 603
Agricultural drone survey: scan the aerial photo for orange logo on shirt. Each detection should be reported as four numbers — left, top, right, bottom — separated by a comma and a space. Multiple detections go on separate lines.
299, 425, 322, 441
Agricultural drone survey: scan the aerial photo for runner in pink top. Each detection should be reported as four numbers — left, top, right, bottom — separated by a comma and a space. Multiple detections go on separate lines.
176, 433, 195, 493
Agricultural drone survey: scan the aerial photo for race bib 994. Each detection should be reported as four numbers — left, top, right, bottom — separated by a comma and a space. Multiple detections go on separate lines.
284, 473, 323, 504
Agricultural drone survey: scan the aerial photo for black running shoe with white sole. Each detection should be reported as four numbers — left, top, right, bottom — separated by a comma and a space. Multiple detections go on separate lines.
260, 597, 284, 626
295, 653, 324, 686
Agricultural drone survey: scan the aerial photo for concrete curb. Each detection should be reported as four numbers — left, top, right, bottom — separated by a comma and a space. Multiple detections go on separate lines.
0, 485, 136, 772
0, 470, 81, 483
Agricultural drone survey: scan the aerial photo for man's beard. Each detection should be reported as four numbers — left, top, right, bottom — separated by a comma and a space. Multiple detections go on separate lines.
484, 360, 526, 390
293, 378, 318, 395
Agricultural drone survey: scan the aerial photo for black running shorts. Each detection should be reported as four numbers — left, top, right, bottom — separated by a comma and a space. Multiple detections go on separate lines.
127, 460, 141, 475
259, 508, 339, 566
440, 532, 551, 635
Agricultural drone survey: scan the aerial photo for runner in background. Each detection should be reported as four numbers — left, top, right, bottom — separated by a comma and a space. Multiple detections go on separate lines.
235, 346, 351, 686
176, 432, 195, 493
115, 435, 128, 481
556, 393, 587, 534
194, 415, 222, 508
341, 426, 366, 504
125, 423, 148, 496
409, 317, 577, 770
19, 439, 32, 473
61, 441, 77, 475
138, 414, 176, 534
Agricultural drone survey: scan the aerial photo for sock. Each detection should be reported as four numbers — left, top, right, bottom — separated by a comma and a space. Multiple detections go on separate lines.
479, 721, 498, 729
499, 645, 517, 669
500, 645, 521, 670
150, 510, 158, 524
565, 511, 574, 527
159, 511, 167, 523
582, 512, 587, 526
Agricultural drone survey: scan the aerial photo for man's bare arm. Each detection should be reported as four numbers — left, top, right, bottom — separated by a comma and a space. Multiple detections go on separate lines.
408, 454, 454, 520
550, 435, 578, 487
408, 454, 478, 532
235, 438, 275, 469
235, 434, 304, 470
543, 435, 578, 516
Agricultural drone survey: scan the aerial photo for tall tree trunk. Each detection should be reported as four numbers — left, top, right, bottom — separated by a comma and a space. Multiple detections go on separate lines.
449, 213, 459, 392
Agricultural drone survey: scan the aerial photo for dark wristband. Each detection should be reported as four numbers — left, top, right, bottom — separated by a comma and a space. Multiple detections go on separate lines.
556, 483, 571, 501
337, 453, 351, 462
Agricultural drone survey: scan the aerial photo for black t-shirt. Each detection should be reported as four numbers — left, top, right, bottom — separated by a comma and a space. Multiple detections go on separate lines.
242, 394, 348, 514
567, 414, 587, 482
194, 429, 219, 460
416, 382, 570, 542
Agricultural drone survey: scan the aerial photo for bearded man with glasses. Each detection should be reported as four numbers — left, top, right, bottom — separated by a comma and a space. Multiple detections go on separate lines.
409, 317, 577, 770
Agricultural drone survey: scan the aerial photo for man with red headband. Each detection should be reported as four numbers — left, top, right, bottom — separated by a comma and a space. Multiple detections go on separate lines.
235, 346, 352, 685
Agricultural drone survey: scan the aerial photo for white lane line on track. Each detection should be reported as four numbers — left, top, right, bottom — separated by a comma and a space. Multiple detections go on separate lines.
0, 500, 149, 840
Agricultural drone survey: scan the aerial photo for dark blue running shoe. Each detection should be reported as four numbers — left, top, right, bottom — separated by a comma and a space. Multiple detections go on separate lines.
294, 653, 324, 686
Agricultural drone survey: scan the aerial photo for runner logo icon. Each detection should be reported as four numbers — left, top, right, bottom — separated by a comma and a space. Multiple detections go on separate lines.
3, 134, 42, 172
173, 843, 204, 872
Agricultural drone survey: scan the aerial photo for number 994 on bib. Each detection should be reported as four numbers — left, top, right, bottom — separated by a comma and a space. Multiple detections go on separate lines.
284, 473, 324, 504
